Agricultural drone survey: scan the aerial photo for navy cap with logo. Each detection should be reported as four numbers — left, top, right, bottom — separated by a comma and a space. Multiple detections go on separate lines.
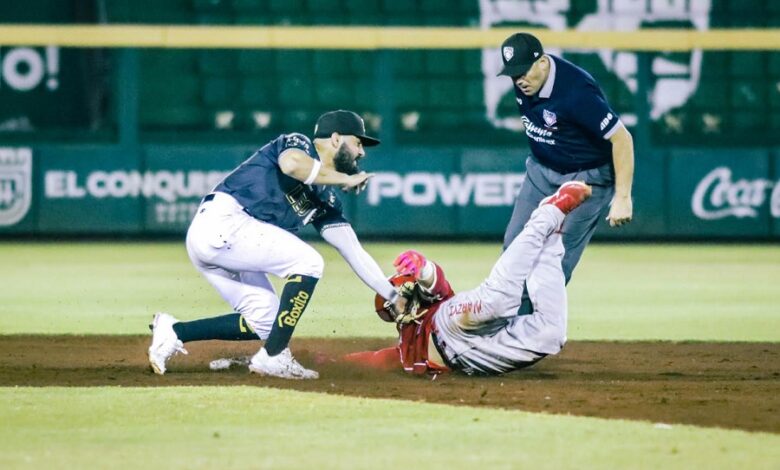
497, 32, 545, 78
313, 110, 380, 147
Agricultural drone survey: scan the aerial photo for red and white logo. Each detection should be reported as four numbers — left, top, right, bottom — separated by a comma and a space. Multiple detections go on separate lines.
543, 109, 557, 127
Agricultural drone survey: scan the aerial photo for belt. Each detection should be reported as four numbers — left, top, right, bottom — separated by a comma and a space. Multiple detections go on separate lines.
431, 331, 458, 371
201, 192, 254, 218
532, 156, 608, 176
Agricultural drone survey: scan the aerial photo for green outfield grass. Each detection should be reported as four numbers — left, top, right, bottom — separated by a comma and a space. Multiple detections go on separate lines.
2, 241, 778, 468
0, 241, 778, 341
1, 386, 778, 470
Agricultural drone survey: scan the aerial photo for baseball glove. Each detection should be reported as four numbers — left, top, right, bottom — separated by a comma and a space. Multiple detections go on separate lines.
374, 274, 428, 325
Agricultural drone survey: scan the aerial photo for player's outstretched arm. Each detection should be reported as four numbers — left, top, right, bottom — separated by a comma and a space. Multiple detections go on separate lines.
279, 149, 373, 189
320, 223, 399, 303
607, 124, 634, 227
343, 347, 400, 370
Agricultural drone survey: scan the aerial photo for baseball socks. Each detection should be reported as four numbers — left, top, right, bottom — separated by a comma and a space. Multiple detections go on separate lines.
263, 274, 319, 356
172, 313, 258, 342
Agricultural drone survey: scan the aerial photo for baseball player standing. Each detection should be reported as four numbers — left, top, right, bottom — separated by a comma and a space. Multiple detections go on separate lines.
498, 32, 634, 313
148, 110, 404, 380
346, 181, 592, 375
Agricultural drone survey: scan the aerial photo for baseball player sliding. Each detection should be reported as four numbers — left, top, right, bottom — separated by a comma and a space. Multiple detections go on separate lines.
345, 181, 591, 375
148, 110, 405, 380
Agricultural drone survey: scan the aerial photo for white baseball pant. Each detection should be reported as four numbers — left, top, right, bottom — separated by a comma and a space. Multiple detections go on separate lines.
185, 192, 324, 339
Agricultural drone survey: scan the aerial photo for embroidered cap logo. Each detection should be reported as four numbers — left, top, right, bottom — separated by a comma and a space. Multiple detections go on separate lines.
502, 46, 514, 62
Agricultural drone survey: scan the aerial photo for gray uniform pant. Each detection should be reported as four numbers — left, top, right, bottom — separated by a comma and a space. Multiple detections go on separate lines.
433, 205, 567, 375
504, 157, 614, 314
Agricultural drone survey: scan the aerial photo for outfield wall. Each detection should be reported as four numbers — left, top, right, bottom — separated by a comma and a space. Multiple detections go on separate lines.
1, 2, 778, 239
1, 145, 778, 239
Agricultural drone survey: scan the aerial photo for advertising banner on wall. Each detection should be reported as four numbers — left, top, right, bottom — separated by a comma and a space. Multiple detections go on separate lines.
0, 144, 778, 239
668, 149, 775, 237
39, 146, 144, 233
358, 148, 524, 237
0, 145, 254, 235
0, 147, 34, 231
775, 150, 780, 237
141, 145, 252, 232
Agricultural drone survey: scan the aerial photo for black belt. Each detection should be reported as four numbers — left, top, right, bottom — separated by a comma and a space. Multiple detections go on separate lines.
431, 332, 458, 371
201, 192, 255, 218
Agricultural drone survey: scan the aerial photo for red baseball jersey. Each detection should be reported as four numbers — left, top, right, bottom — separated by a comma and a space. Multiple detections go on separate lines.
396, 262, 455, 375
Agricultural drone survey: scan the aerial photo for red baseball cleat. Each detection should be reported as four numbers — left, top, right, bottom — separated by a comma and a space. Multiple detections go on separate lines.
541, 181, 592, 214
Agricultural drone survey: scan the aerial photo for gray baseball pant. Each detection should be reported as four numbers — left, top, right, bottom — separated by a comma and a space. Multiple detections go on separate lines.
503, 157, 614, 314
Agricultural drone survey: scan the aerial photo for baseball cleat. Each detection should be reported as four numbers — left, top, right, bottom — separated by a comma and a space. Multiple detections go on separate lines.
249, 347, 319, 380
541, 181, 592, 214
148, 312, 188, 375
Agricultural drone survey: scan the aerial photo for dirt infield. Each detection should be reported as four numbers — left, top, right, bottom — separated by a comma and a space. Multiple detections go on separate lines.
1, 335, 778, 433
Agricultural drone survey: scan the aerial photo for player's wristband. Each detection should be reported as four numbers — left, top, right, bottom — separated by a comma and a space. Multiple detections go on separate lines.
304, 159, 322, 185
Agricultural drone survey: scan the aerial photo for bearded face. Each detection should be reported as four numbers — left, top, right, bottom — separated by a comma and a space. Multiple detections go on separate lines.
333, 141, 361, 175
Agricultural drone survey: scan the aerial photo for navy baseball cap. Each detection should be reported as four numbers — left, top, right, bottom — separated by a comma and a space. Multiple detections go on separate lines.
314, 110, 380, 147
497, 33, 544, 78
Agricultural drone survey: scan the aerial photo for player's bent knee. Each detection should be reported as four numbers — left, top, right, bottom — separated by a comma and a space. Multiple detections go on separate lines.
294, 249, 324, 278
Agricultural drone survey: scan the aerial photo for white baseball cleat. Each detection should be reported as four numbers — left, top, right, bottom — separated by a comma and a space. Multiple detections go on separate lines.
148, 312, 188, 375
249, 347, 319, 380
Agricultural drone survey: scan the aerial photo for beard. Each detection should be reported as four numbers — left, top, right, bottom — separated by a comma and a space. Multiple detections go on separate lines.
333, 143, 360, 175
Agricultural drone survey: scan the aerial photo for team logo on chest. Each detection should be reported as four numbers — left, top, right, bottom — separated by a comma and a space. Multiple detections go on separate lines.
285, 185, 315, 217
542, 109, 557, 128
502, 46, 514, 62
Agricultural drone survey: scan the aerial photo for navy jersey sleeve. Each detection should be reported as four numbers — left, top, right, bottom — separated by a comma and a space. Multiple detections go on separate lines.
311, 187, 349, 232
569, 86, 622, 140
277, 133, 315, 163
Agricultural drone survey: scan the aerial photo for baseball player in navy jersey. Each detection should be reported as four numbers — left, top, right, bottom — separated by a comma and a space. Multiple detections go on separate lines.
498, 33, 635, 314
148, 110, 406, 380
345, 181, 592, 376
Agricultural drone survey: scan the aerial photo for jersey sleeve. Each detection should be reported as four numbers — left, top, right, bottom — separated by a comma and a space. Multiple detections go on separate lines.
343, 347, 401, 371
418, 262, 455, 303
277, 133, 315, 162
569, 86, 622, 140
